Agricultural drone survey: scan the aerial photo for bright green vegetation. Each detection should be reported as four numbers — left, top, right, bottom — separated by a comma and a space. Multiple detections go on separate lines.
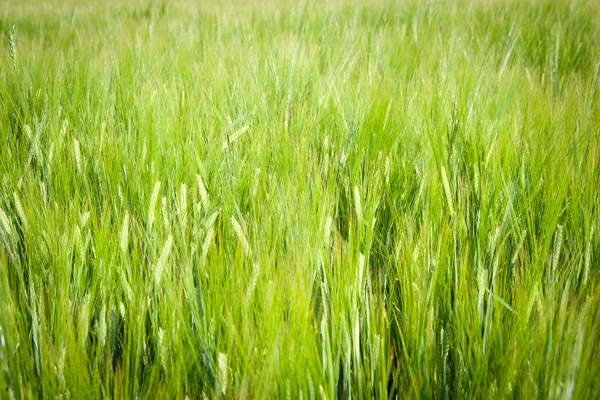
1, 0, 599, 397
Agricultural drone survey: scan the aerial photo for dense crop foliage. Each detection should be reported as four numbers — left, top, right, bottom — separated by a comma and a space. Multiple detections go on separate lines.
1, 0, 599, 397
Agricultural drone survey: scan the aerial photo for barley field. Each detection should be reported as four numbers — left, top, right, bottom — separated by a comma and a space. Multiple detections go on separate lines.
1, 0, 599, 398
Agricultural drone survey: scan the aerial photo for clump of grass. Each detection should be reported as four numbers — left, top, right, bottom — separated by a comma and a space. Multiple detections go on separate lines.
0, 0, 599, 397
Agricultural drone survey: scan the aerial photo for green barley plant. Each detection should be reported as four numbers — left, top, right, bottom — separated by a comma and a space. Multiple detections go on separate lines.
0, 0, 599, 397
7, 25, 16, 66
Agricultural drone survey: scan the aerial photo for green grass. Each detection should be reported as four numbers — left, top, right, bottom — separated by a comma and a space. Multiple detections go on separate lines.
1, 0, 599, 397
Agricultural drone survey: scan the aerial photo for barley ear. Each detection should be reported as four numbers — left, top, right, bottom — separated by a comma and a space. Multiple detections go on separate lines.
8, 25, 17, 66
552, 224, 563, 275
155, 234, 173, 287
13, 192, 28, 232
73, 138, 82, 175
196, 174, 209, 208
218, 352, 228, 395
354, 186, 362, 223
148, 181, 161, 229
179, 183, 187, 230
120, 212, 129, 253
231, 216, 250, 255
441, 166, 454, 216
0, 207, 12, 236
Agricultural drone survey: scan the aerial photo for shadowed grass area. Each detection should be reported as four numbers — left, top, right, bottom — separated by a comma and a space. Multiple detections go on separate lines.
1, 0, 599, 397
